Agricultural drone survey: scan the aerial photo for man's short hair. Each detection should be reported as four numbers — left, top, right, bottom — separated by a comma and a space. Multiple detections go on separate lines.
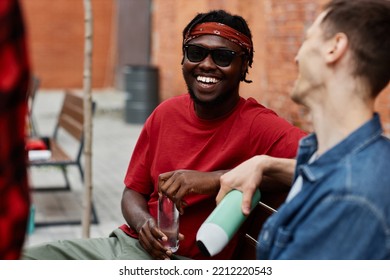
321, 0, 390, 97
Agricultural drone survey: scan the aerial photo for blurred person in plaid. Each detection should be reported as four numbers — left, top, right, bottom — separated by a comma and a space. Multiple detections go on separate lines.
0, 0, 31, 260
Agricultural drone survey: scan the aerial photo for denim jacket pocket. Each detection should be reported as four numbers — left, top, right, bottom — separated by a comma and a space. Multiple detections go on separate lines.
266, 227, 293, 259
274, 227, 293, 249
258, 225, 293, 259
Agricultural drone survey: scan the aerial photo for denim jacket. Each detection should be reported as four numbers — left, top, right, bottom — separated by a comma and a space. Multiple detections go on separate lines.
257, 114, 390, 259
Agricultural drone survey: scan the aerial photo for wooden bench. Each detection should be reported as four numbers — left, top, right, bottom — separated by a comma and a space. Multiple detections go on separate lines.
28, 90, 98, 226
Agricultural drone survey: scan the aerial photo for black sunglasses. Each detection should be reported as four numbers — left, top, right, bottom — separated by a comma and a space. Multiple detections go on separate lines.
184, 44, 245, 67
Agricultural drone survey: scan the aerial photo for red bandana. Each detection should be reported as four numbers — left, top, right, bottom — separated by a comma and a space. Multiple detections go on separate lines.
184, 22, 253, 54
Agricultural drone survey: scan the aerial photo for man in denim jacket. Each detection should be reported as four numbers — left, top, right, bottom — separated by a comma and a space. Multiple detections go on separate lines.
218, 0, 390, 259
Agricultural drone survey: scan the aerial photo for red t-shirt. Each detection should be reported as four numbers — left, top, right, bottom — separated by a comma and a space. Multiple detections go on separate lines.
120, 94, 306, 259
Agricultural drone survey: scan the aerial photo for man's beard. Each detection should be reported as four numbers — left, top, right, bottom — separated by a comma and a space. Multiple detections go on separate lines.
188, 86, 233, 108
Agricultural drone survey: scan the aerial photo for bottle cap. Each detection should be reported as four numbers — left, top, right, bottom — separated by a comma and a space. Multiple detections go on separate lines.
196, 222, 228, 257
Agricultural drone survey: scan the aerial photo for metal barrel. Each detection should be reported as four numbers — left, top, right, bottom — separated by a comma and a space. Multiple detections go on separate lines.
123, 65, 159, 124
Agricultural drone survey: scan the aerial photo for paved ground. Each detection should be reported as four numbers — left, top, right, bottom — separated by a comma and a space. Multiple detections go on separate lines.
24, 89, 143, 248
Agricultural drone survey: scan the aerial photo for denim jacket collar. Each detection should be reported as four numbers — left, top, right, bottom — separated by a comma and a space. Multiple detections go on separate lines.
295, 113, 383, 183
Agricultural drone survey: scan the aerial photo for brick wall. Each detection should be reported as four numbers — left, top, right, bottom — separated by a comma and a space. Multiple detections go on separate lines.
152, 0, 390, 135
20, 0, 390, 135
20, 0, 115, 88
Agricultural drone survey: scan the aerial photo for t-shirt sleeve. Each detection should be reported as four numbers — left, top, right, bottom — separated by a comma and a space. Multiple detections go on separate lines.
250, 111, 307, 158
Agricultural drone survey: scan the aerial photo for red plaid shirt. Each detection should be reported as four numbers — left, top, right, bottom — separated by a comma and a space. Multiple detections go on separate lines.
0, 0, 31, 260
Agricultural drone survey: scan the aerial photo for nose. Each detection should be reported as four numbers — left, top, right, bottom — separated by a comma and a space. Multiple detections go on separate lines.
294, 49, 301, 66
199, 53, 217, 69
294, 45, 303, 66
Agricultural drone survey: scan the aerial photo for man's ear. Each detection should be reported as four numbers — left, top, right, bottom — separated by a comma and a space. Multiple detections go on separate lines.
325, 32, 348, 64
240, 57, 249, 81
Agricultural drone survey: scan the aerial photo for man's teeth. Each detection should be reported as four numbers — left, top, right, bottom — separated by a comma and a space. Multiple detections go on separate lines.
197, 76, 219, 84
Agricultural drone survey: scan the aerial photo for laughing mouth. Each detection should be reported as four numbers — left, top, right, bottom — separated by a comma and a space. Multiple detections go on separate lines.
196, 76, 220, 84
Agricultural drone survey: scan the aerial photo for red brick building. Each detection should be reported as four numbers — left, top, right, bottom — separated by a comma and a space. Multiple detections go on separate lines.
20, 0, 390, 134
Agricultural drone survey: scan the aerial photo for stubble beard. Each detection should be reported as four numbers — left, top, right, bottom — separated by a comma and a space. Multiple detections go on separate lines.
188, 87, 228, 107
186, 77, 241, 108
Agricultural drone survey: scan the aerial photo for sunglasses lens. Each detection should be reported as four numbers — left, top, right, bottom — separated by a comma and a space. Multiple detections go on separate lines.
212, 50, 235, 67
186, 45, 208, 62
185, 45, 237, 67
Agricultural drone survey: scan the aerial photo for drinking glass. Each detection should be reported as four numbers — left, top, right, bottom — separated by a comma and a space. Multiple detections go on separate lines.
158, 194, 179, 252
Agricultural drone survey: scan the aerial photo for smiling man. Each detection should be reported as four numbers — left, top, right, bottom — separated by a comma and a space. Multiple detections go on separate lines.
23, 10, 306, 260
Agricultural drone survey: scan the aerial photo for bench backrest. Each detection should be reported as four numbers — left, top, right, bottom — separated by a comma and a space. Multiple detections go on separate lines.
53, 90, 95, 161
54, 91, 85, 141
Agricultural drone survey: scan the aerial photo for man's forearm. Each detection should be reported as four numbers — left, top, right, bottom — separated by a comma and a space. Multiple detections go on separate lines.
260, 156, 296, 190
121, 188, 153, 233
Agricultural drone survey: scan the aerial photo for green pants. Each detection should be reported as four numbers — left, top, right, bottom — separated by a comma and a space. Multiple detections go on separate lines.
22, 228, 187, 260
